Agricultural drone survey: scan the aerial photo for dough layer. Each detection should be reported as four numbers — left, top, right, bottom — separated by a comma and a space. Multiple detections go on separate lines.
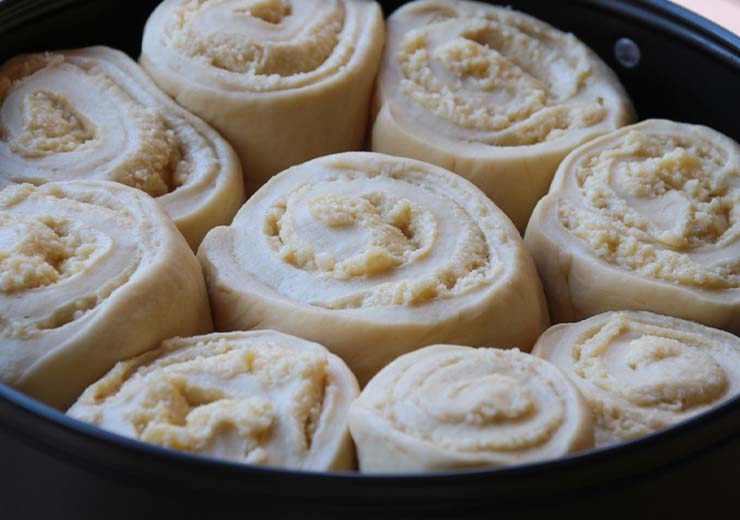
372, 0, 634, 231
525, 119, 740, 331
0, 46, 244, 249
68, 330, 359, 471
349, 345, 593, 472
533, 311, 740, 447
0, 181, 212, 409
198, 151, 549, 384
141, 0, 385, 192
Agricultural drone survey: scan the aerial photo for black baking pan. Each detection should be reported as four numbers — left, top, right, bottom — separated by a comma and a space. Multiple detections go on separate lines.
1, 1, 739, 518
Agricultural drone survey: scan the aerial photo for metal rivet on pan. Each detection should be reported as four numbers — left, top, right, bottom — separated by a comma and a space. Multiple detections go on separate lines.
614, 37, 641, 68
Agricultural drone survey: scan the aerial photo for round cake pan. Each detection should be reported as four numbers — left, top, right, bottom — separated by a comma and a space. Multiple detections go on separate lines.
1, 0, 739, 517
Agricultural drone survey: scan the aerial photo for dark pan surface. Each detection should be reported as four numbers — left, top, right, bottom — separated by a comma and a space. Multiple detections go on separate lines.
0, 1, 739, 517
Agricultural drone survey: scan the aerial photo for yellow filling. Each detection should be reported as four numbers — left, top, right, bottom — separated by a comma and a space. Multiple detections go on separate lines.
560, 129, 740, 288
0, 213, 102, 293
84, 337, 329, 459
263, 184, 493, 308
395, 12, 605, 145
167, 0, 345, 78
8, 91, 94, 155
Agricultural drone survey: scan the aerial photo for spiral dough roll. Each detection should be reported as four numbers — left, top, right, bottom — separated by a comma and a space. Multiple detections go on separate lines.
141, 0, 385, 191
525, 120, 740, 331
68, 330, 359, 471
533, 311, 740, 447
198, 152, 549, 384
348, 345, 593, 472
0, 181, 213, 409
0, 46, 244, 250
372, 0, 635, 231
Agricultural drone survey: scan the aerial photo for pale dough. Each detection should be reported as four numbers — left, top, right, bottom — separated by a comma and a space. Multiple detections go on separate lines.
525, 119, 740, 332
0, 181, 213, 409
0, 46, 245, 250
372, 0, 635, 231
198, 151, 549, 385
68, 330, 359, 471
533, 311, 740, 447
349, 345, 594, 472
141, 0, 385, 192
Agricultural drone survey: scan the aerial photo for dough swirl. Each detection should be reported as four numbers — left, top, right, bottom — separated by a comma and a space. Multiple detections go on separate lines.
533, 311, 740, 447
198, 152, 549, 384
372, 0, 634, 231
0, 46, 244, 249
68, 330, 359, 471
348, 345, 593, 472
525, 119, 740, 331
0, 181, 212, 409
141, 0, 385, 191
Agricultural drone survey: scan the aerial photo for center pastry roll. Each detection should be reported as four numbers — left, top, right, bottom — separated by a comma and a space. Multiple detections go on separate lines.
198, 151, 549, 384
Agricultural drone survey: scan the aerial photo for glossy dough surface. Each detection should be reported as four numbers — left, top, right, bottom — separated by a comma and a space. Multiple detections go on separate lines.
198, 152, 549, 384
372, 0, 634, 231
525, 119, 740, 332
0, 46, 244, 250
533, 311, 740, 447
141, 0, 385, 191
348, 345, 593, 472
68, 330, 359, 471
0, 181, 212, 409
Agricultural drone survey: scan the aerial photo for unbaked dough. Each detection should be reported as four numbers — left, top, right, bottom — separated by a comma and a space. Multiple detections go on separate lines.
533, 311, 740, 447
372, 0, 635, 231
0, 181, 212, 409
525, 119, 740, 332
141, 0, 385, 192
349, 344, 594, 472
198, 151, 549, 384
0, 46, 244, 250
68, 330, 359, 470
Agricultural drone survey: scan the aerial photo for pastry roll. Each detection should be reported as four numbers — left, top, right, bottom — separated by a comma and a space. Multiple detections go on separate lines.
0, 46, 244, 250
533, 311, 740, 447
348, 345, 594, 472
68, 330, 359, 471
525, 119, 740, 331
141, 0, 385, 192
0, 181, 212, 409
198, 151, 549, 384
372, 0, 635, 231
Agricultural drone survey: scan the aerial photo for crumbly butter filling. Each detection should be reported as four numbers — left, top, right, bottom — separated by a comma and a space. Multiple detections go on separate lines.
559, 128, 740, 288
0, 213, 103, 293
9, 90, 94, 156
261, 172, 495, 309
72, 335, 333, 463
0, 183, 140, 339
164, 0, 351, 91
393, 5, 606, 145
